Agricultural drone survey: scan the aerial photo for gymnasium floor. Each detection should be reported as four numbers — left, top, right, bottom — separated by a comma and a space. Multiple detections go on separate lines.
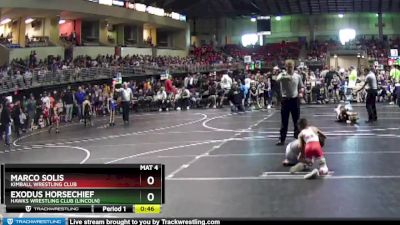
1, 103, 400, 218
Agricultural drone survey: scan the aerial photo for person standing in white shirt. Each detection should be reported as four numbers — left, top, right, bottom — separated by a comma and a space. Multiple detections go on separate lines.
357, 67, 378, 123
41, 92, 51, 110
115, 82, 133, 124
276, 60, 304, 146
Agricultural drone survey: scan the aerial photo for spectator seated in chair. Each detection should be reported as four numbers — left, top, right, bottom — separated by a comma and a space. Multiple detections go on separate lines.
156, 87, 168, 112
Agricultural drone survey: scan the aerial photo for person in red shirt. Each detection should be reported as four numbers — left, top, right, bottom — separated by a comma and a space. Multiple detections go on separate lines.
49, 92, 55, 108
165, 75, 173, 94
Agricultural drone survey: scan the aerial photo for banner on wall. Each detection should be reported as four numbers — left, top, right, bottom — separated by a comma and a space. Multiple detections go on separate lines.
244, 55, 251, 63
390, 49, 399, 58
112, 0, 124, 7
99, 0, 112, 5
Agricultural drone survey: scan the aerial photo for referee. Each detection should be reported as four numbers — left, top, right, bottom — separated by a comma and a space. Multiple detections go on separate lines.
357, 67, 378, 123
115, 82, 134, 124
276, 60, 304, 146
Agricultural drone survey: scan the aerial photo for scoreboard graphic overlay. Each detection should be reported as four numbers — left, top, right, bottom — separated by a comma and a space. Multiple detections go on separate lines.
0, 164, 165, 213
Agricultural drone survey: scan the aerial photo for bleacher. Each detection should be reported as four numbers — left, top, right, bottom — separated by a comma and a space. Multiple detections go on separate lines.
224, 42, 301, 66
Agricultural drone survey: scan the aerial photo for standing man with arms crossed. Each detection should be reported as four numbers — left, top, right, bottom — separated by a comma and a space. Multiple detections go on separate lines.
357, 67, 378, 123
115, 82, 134, 124
63, 86, 74, 123
276, 60, 304, 146
390, 64, 400, 106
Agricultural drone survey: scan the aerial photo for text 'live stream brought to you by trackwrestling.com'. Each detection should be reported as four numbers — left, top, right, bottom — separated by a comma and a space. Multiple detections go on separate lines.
0, 217, 223, 225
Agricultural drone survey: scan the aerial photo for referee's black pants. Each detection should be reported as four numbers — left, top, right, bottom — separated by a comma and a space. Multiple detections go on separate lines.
122, 101, 130, 122
366, 89, 378, 121
279, 97, 300, 143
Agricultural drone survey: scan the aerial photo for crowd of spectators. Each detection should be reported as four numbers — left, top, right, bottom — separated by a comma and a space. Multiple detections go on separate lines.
0, 46, 236, 92
222, 37, 400, 64
0, 71, 241, 144
357, 37, 388, 61
299, 64, 400, 106
306, 37, 396, 62
0, 34, 20, 48
306, 40, 336, 61
224, 42, 301, 65
2, 60, 400, 146
191, 45, 228, 65
0, 34, 12, 45
60, 32, 78, 46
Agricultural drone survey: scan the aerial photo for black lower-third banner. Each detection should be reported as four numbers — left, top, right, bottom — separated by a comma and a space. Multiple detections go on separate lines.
69, 218, 221, 225
67, 218, 397, 225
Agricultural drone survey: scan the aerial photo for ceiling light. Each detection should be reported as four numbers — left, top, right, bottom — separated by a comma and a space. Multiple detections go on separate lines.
250, 17, 256, 22
58, 19, 66, 24
0, 18, 12, 25
338, 14, 344, 18
275, 16, 281, 21
25, 18, 34, 24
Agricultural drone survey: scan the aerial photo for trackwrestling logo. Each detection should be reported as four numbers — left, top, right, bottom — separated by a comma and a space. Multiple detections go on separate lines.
1, 218, 64, 225
25, 206, 31, 213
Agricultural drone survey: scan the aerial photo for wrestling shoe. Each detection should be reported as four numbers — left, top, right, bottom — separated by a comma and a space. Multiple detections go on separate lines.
282, 159, 296, 167
290, 162, 306, 174
304, 169, 319, 179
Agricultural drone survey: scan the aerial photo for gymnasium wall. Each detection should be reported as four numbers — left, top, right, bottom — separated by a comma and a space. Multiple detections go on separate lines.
120, 47, 152, 57
0, 45, 10, 66
156, 49, 187, 57
73, 46, 114, 58
0, 0, 187, 30
329, 56, 368, 70
9, 46, 64, 62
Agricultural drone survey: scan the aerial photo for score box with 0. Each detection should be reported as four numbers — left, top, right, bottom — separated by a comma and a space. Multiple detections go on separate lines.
1, 164, 165, 211
3, 164, 164, 189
